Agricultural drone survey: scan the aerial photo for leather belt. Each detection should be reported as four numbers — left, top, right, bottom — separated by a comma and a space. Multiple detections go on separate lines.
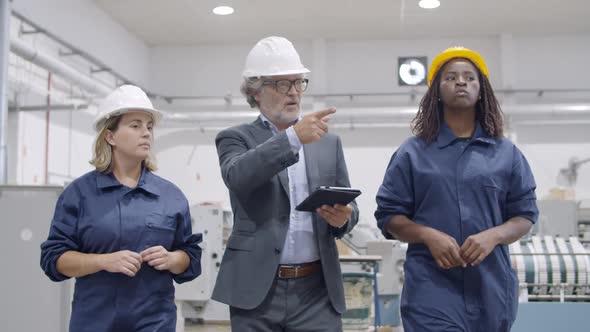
277, 261, 321, 279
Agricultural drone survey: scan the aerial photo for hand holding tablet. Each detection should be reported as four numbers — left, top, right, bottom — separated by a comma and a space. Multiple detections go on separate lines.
295, 186, 361, 212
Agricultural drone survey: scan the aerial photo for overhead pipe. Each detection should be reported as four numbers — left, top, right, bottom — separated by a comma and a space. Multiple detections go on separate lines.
8, 61, 84, 100
6, 14, 590, 129
159, 103, 590, 126
12, 10, 590, 107
8, 104, 88, 112
9, 37, 113, 98
7, 38, 590, 125
8, 11, 590, 123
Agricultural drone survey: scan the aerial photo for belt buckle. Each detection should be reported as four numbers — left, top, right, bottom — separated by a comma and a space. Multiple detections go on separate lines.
278, 265, 299, 279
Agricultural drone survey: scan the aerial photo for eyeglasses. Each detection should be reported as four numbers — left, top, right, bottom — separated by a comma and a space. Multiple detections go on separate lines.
262, 78, 309, 94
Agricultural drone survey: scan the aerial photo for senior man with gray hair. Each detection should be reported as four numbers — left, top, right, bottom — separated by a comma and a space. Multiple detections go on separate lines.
211, 36, 359, 331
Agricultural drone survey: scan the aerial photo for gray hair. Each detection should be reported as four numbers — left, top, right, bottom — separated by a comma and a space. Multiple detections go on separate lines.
241, 74, 308, 108
240, 77, 264, 108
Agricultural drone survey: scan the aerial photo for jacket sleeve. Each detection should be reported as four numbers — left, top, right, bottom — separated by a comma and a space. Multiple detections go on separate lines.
172, 197, 203, 284
40, 184, 81, 282
330, 136, 360, 238
374, 147, 415, 240
505, 146, 538, 224
215, 127, 299, 197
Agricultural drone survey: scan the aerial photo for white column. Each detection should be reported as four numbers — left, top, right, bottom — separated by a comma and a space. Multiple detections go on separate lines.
0, 0, 12, 183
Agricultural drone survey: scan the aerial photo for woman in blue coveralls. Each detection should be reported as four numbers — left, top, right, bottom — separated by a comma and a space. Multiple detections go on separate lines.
40, 85, 202, 332
375, 47, 538, 332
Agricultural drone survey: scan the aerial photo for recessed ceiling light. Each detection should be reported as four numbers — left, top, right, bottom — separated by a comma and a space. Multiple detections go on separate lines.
212, 6, 234, 15
419, 0, 440, 9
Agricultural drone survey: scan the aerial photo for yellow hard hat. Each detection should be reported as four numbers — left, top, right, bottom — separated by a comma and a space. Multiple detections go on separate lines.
427, 46, 489, 87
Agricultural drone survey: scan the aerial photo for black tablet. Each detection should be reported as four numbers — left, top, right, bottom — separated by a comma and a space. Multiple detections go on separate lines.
295, 186, 361, 212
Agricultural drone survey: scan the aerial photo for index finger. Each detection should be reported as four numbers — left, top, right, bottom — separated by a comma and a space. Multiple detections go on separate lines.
140, 246, 161, 257
127, 251, 143, 262
312, 108, 336, 118
459, 238, 472, 256
450, 245, 466, 268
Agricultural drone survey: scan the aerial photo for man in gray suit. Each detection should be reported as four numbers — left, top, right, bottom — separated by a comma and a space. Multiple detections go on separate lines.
211, 36, 359, 331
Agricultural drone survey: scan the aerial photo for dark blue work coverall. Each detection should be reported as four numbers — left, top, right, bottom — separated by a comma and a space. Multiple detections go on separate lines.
375, 122, 538, 332
41, 168, 202, 332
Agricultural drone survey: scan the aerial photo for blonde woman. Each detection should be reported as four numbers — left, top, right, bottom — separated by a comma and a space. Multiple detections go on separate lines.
41, 85, 202, 332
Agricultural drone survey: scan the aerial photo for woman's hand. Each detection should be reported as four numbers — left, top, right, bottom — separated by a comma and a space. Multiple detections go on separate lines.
460, 229, 499, 266
140, 246, 190, 274
423, 228, 466, 269
100, 250, 143, 277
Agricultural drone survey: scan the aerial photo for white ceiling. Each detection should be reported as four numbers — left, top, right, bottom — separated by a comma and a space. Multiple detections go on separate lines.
95, 0, 590, 46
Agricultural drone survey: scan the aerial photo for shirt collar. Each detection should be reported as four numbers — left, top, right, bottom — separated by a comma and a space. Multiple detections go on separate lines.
259, 113, 279, 134
436, 120, 496, 149
96, 166, 161, 196
259, 113, 301, 134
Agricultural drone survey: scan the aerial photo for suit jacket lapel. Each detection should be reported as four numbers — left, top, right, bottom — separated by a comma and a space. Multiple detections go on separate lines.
250, 116, 273, 142
250, 117, 290, 198
303, 143, 320, 191
303, 142, 327, 239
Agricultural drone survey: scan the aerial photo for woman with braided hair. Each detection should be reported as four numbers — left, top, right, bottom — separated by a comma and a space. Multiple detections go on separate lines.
375, 47, 538, 332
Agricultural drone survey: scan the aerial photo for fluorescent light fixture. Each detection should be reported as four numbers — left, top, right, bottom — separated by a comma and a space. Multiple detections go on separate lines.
419, 0, 440, 9
212, 6, 234, 15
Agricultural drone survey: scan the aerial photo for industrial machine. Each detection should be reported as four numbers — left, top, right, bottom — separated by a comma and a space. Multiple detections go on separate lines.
175, 205, 232, 330
177, 200, 590, 331
509, 200, 590, 331
5, 188, 588, 331
512, 200, 589, 303
0, 185, 72, 332
338, 199, 590, 331
339, 224, 406, 328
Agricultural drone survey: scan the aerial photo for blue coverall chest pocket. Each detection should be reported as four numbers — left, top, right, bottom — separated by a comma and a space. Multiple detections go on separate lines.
473, 175, 507, 227
140, 213, 176, 251
475, 175, 505, 192
473, 175, 507, 202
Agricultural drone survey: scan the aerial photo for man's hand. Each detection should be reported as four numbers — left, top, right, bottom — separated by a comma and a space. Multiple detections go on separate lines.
459, 229, 499, 266
316, 204, 352, 228
293, 108, 336, 144
422, 228, 466, 269
100, 250, 142, 277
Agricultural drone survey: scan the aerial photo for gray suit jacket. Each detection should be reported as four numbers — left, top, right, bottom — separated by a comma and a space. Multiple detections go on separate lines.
211, 117, 359, 313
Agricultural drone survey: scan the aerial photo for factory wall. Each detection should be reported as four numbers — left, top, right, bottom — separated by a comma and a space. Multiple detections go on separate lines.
6, 5, 589, 223
152, 125, 590, 227
149, 34, 590, 99
13, 0, 151, 87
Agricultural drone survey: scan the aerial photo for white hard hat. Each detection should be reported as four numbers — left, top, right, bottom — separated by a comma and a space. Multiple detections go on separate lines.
242, 36, 310, 78
93, 85, 162, 132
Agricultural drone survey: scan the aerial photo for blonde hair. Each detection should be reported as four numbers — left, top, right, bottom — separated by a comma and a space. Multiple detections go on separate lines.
89, 115, 158, 173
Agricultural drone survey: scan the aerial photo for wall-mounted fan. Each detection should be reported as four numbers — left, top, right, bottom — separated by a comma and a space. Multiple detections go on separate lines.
398, 56, 427, 86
